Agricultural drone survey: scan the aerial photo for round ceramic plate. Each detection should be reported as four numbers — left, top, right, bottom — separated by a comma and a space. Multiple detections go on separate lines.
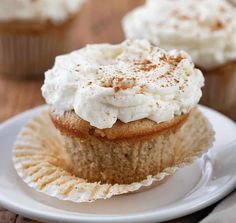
0, 105, 236, 223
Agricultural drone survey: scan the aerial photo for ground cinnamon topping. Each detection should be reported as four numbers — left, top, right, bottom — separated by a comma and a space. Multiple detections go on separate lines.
140, 85, 147, 94
210, 20, 224, 31
160, 54, 183, 67
100, 75, 137, 92
114, 86, 120, 92
93, 42, 191, 94
134, 59, 158, 71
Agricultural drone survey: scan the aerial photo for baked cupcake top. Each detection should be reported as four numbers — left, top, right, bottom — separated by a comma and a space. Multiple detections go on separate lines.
0, 0, 85, 24
123, 0, 236, 70
42, 40, 204, 129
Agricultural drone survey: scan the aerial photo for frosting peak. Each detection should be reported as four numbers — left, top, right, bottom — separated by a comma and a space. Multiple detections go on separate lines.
123, 0, 236, 70
42, 40, 204, 129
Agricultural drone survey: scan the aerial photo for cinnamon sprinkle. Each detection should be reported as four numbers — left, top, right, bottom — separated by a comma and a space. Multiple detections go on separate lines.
211, 21, 224, 31
160, 54, 183, 67
114, 86, 120, 92
134, 59, 158, 71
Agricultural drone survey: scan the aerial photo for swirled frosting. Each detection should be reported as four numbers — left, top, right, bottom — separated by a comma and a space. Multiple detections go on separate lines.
42, 40, 204, 129
0, 0, 85, 24
123, 0, 236, 70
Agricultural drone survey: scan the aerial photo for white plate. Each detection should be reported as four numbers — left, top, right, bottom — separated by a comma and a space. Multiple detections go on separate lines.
0, 105, 236, 223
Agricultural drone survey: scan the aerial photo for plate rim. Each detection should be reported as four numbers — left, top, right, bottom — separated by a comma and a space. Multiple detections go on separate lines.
0, 105, 236, 223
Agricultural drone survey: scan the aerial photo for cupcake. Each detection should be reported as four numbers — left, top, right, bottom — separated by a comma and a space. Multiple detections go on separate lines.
0, 0, 85, 79
123, 0, 236, 120
40, 40, 211, 185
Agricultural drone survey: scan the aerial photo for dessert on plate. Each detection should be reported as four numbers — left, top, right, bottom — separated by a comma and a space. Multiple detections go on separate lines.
42, 39, 213, 184
123, 0, 236, 120
0, 0, 86, 78
13, 40, 214, 202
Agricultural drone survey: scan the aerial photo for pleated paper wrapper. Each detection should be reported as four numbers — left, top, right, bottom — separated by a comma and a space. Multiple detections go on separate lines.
13, 109, 214, 203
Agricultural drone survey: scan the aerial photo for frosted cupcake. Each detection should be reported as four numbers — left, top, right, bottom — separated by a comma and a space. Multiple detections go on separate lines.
42, 40, 209, 185
123, 0, 236, 119
0, 0, 85, 79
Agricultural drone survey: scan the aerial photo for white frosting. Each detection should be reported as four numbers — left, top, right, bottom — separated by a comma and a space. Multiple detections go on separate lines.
123, 0, 236, 70
42, 40, 204, 129
0, 0, 85, 24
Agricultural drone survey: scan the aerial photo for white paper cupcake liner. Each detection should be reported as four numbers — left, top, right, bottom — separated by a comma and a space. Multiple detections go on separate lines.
0, 33, 62, 78
0, 15, 81, 79
13, 109, 214, 203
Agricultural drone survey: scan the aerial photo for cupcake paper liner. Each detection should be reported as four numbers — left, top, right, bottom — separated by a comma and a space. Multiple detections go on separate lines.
0, 33, 62, 78
13, 109, 214, 203
0, 15, 80, 79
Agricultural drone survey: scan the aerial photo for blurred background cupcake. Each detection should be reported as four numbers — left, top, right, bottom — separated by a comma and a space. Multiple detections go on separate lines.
0, 0, 86, 79
123, 0, 236, 120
